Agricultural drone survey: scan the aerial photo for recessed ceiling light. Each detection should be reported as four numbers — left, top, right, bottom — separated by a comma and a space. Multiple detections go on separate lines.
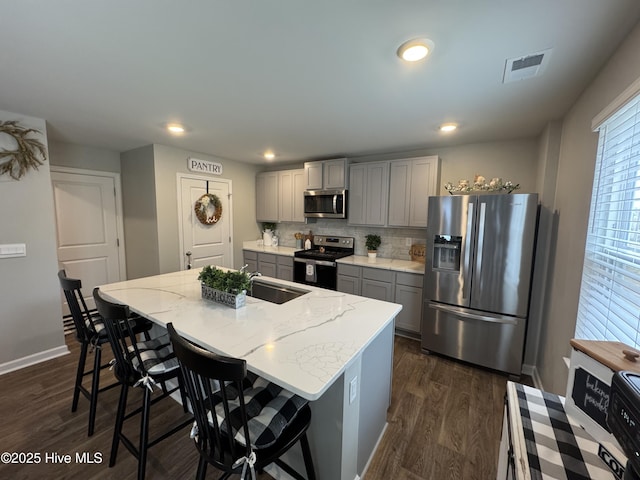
439, 123, 458, 133
397, 38, 434, 62
166, 123, 186, 134
264, 151, 275, 160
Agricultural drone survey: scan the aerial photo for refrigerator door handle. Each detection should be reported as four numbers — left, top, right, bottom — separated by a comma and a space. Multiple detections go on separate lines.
461, 202, 474, 301
475, 201, 487, 275
428, 302, 519, 325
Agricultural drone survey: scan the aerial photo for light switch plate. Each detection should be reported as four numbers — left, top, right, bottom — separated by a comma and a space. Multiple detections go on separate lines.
0, 243, 27, 258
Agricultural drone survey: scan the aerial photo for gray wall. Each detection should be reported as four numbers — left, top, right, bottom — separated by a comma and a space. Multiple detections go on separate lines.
121, 145, 160, 279
48, 141, 121, 172
153, 144, 261, 271
0, 110, 65, 367
120, 144, 261, 276
539, 21, 640, 394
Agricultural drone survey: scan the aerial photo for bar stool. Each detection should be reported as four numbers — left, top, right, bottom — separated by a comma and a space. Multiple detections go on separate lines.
57, 269, 152, 436
167, 322, 316, 480
93, 288, 192, 480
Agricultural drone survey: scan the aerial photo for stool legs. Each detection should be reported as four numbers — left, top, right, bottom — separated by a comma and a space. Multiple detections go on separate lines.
138, 387, 152, 480
110, 383, 129, 467
72, 342, 88, 413
300, 433, 316, 480
87, 345, 102, 436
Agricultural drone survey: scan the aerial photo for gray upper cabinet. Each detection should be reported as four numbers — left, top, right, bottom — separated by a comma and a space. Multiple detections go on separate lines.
257, 169, 304, 223
388, 155, 439, 227
304, 158, 348, 190
348, 162, 389, 226
278, 169, 305, 223
256, 171, 278, 222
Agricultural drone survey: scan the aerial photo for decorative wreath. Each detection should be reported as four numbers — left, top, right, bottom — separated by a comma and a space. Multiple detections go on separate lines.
194, 193, 223, 225
0, 120, 47, 180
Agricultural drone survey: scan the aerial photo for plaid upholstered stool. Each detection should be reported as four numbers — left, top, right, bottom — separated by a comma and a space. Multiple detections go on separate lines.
167, 322, 316, 480
93, 288, 192, 480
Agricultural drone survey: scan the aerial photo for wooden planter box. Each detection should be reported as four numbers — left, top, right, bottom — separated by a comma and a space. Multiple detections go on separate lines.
201, 284, 246, 309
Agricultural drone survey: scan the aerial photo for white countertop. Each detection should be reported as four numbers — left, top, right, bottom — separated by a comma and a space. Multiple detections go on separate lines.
337, 255, 426, 274
243, 240, 425, 274
99, 269, 401, 401
242, 241, 299, 256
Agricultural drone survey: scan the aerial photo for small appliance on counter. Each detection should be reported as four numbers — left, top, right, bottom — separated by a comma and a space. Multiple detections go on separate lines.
564, 339, 640, 476
293, 235, 354, 290
609, 371, 640, 480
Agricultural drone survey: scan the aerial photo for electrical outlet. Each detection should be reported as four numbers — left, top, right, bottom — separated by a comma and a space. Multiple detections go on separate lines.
405, 237, 412, 246
349, 376, 358, 404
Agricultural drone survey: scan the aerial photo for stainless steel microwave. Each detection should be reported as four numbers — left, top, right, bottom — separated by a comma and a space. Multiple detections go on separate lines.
303, 189, 347, 219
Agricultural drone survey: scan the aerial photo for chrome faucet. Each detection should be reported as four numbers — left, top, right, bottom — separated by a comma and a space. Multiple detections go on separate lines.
249, 272, 262, 281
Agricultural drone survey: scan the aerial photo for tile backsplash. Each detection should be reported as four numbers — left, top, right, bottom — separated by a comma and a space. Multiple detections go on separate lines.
256, 219, 427, 260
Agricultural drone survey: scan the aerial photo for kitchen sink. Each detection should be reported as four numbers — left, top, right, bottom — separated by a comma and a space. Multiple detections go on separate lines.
248, 279, 309, 304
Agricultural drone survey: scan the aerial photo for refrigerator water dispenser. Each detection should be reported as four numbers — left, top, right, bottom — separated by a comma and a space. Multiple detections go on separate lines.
432, 235, 462, 272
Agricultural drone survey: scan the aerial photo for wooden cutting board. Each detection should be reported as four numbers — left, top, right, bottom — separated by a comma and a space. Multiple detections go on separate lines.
570, 338, 640, 374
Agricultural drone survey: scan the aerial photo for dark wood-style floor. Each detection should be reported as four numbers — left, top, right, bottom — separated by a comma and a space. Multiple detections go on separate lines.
0, 333, 529, 479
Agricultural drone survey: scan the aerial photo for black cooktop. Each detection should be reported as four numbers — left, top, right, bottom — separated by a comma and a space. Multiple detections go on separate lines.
294, 235, 355, 261
294, 249, 353, 261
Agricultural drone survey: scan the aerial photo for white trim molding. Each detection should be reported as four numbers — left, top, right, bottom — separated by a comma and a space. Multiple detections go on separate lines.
521, 363, 544, 390
592, 74, 640, 130
0, 345, 69, 376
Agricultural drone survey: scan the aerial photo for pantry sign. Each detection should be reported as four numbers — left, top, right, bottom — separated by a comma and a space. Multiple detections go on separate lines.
188, 157, 223, 176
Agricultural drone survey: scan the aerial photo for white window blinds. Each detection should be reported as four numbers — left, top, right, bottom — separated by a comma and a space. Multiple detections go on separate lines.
575, 92, 640, 346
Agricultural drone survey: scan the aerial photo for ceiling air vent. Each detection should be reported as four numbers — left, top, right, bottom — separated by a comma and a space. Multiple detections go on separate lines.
502, 48, 552, 83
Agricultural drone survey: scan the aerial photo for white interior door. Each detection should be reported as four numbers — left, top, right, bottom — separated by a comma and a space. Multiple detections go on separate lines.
51, 168, 125, 315
178, 175, 233, 270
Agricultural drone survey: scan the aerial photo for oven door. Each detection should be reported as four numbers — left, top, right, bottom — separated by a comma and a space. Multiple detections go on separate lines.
294, 258, 337, 290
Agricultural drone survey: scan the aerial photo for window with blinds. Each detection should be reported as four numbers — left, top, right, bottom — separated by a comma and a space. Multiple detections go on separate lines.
575, 92, 640, 346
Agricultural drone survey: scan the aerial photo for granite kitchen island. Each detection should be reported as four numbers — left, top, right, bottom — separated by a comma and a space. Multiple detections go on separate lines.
100, 269, 401, 480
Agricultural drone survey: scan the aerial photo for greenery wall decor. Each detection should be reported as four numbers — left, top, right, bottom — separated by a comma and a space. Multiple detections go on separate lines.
0, 120, 47, 180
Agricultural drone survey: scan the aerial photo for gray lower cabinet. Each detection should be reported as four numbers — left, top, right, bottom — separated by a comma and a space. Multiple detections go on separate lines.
243, 250, 258, 273
394, 272, 423, 335
257, 253, 277, 278
243, 250, 293, 281
276, 256, 293, 281
337, 263, 423, 335
361, 267, 394, 302
337, 264, 361, 295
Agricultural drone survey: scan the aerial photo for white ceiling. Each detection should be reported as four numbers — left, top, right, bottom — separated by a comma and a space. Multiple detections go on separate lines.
2, 1, 640, 165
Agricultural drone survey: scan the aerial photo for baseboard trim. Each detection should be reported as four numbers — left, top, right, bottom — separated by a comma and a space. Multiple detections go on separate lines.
521, 363, 544, 390
359, 421, 388, 479
0, 345, 70, 376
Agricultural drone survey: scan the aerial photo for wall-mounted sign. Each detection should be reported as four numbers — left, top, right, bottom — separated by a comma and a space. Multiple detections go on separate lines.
188, 157, 223, 176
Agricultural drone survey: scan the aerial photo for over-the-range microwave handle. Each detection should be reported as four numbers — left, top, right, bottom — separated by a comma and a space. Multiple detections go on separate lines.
428, 302, 518, 325
332, 194, 338, 214
461, 201, 474, 301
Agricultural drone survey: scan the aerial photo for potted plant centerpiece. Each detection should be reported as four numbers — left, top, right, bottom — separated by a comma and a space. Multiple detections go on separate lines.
262, 222, 277, 246
198, 265, 251, 309
365, 234, 381, 259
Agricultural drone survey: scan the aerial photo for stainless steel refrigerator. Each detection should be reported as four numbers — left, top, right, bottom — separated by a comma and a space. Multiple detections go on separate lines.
421, 193, 538, 376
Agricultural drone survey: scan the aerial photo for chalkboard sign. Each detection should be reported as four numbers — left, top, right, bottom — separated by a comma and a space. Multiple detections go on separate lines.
571, 367, 611, 433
